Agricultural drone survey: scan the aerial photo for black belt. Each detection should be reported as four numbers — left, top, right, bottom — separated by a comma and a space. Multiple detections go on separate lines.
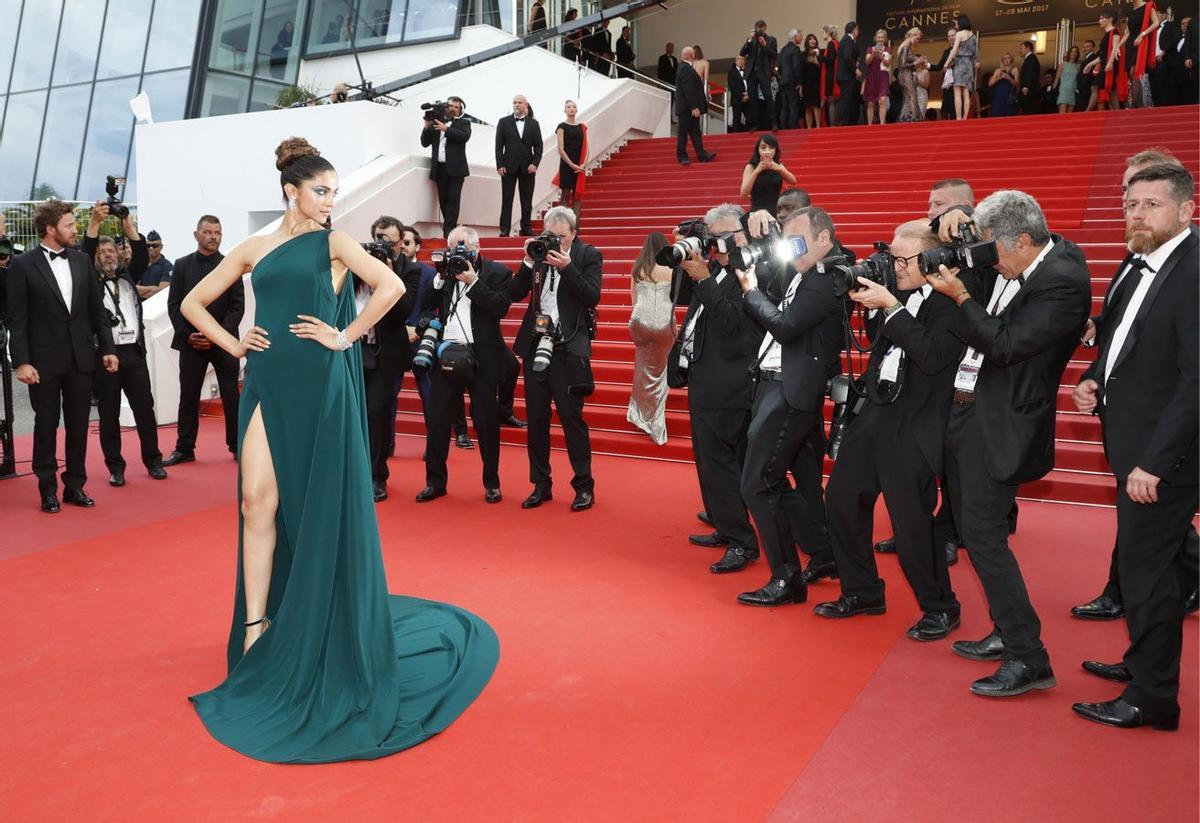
758, 369, 782, 382
952, 389, 976, 406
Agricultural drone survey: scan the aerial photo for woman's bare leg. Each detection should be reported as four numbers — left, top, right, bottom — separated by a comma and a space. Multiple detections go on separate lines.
240, 405, 279, 652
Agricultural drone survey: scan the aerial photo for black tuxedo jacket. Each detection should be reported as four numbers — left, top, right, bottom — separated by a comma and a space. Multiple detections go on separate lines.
7, 246, 115, 374
742, 265, 844, 413
420, 116, 471, 179
657, 53, 678, 83
1084, 227, 1198, 485
739, 33, 778, 82
616, 37, 635, 65
495, 115, 543, 175
727, 67, 749, 101
1020, 53, 1042, 93
355, 256, 421, 375
778, 40, 802, 85
510, 238, 602, 359
674, 266, 761, 410
167, 250, 244, 351
674, 61, 707, 116
955, 236, 1091, 484
865, 290, 965, 474
83, 233, 150, 351
421, 257, 512, 385
837, 34, 861, 87
1161, 21, 1197, 81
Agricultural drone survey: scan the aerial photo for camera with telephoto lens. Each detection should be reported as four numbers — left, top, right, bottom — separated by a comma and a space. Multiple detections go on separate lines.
727, 220, 792, 271
105, 175, 129, 219
0, 235, 13, 261
526, 232, 562, 263
827, 242, 897, 298
917, 222, 999, 275
411, 316, 444, 370
531, 313, 559, 374
655, 220, 737, 267
826, 374, 866, 459
421, 100, 450, 121
361, 235, 394, 264
431, 242, 475, 278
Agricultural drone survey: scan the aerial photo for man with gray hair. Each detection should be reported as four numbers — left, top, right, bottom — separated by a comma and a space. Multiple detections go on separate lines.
777, 29, 804, 129
926, 190, 1091, 697
510, 206, 602, 511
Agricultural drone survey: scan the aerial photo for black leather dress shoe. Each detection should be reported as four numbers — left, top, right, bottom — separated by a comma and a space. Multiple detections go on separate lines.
700, 152, 717, 162
455, 433, 474, 449
710, 546, 759, 574
415, 486, 446, 503
1082, 660, 1132, 682
1186, 588, 1199, 615
148, 465, 167, 480
372, 481, 388, 502
1070, 594, 1124, 621
945, 541, 959, 566
64, 489, 95, 507
500, 415, 528, 429
1072, 698, 1179, 731
678, 157, 691, 166
162, 450, 195, 466
570, 491, 594, 512
485, 488, 502, 504
697, 510, 714, 527
800, 557, 839, 585
952, 629, 1005, 661
906, 610, 961, 641
738, 572, 807, 607
873, 537, 897, 554
40, 494, 61, 514
970, 658, 1056, 697
522, 488, 552, 509
689, 531, 728, 548
109, 472, 126, 487
813, 593, 886, 619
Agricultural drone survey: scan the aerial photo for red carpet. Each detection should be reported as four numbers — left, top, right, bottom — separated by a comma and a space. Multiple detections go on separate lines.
0, 425, 1196, 820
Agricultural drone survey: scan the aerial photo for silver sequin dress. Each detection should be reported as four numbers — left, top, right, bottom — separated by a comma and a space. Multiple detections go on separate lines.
626, 280, 676, 445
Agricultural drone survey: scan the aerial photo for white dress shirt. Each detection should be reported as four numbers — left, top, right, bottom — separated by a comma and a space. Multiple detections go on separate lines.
878, 284, 932, 383
437, 117, 457, 165
101, 275, 140, 345
353, 283, 377, 344
680, 269, 728, 361
435, 275, 474, 344
956, 240, 1055, 374
41, 245, 73, 309
515, 116, 526, 139
757, 269, 803, 372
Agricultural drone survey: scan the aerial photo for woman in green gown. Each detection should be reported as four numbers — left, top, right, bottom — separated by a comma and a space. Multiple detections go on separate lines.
182, 137, 499, 763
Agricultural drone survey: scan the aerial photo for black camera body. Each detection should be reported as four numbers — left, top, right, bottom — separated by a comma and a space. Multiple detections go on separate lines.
105, 175, 129, 219
917, 223, 999, 275
828, 242, 898, 297
361, 237, 394, 264
411, 316, 444, 370
526, 232, 562, 263
432, 242, 475, 277
0, 235, 14, 261
727, 220, 783, 271
421, 100, 450, 121
656, 219, 739, 267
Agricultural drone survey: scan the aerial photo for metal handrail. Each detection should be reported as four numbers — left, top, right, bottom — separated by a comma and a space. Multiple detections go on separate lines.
574, 46, 727, 128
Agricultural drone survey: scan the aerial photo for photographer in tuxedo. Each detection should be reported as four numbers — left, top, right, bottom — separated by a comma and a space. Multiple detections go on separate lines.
510, 206, 601, 511
734, 207, 844, 606
164, 215, 243, 465
82, 203, 166, 487
928, 191, 1091, 697
7, 200, 118, 512
739, 19, 779, 130
1071, 165, 1197, 731
836, 22, 864, 125
420, 96, 471, 238
814, 221, 963, 640
496, 94, 543, 238
415, 226, 512, 504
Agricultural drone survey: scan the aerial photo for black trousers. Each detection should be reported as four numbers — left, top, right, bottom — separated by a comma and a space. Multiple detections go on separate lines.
835, 87, 861, 125
365, 364, 407, 482
1018, 91, 1040, 115
522, 354, 593, 493
1099, 505, 1199, 604
94, 344, 161, 474
740, 379, 821, 576
1116, 483, 1199, 715
783, 419, 833, 562
28, 368, 92, 496
425, 361, 500, 490
499, 171, 536, 236
689, 400, 757, 552
730, 99, 749, 132
778, 85, 801, 128
676, 110, 707, 161
826, 403, 958, 613
746, 74, 775, 129
434, 168, 465, 238
175, 344, 239, 454
945, 403, 1047, 666
499, 346, 519, 419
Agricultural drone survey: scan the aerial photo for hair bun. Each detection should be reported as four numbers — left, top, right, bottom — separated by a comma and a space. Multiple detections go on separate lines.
275, 137, 320, 171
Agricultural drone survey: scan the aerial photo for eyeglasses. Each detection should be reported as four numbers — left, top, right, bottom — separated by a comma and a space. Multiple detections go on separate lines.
894, 253, 920, 269
147, 242, 162, 248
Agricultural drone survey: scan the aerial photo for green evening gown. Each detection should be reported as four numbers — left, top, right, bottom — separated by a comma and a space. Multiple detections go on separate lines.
189, 230, 499, 763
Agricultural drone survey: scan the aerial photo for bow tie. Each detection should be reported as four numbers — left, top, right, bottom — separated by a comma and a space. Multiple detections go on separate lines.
44, 249, 67, 261
514, 117, 525, 122
1128, 256, 1155, 274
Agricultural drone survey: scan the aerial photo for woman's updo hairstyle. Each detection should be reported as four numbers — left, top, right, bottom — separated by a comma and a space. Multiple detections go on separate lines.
274, 136, 335, 202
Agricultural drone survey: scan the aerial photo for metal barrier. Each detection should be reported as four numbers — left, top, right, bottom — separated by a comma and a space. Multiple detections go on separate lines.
0, 200, 139, 254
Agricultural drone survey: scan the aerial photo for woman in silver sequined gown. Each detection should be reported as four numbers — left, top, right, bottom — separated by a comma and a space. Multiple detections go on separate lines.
626, 233, 675, 445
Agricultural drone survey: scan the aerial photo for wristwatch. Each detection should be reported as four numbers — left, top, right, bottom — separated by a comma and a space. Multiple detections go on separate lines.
882, 302, 905, 320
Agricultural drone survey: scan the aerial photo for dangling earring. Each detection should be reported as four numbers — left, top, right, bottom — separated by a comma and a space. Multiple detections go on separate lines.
288, 195, 297, 211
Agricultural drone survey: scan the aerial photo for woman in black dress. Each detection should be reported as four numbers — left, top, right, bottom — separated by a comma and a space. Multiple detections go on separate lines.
739, 133, 795, 217
555, 100, 588, 217
801, 34, 823, 129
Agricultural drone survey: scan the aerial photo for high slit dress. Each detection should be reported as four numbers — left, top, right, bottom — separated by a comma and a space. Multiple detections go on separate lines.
189, 229, 499, 763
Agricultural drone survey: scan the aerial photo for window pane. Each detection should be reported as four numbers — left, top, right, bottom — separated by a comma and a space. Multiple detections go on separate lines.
139, 69, 190, 122
306, 0, 355, 55
53, 0, 106, 86
208, 0, 262, 74
0, 95, 6, 133
254, 0, 306, 81
77, 76, 140, 201
355, 0, 407, 49
96, 0, 153, 79
10, 1, 63, 92
0, 0, 27, 91
0, 90, 48, 198
404, 0, 459, 43
33, 84, 91, 199
198, 72, 250, 117
249, 79, 287, 112
144, 0, 204, 72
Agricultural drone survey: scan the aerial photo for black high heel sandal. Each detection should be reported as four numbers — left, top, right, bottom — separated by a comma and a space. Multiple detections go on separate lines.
244, 616, 272, 650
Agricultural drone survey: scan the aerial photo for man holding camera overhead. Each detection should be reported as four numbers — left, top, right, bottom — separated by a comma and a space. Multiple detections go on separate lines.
509, 206, 601, 512
813, 220, 963, 639
420, 96, 471, 239
415, 226, 512, 505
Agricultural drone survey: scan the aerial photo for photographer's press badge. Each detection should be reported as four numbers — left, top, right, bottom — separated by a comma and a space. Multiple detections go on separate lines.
954, 350, 983, 392
116, 326, 137, 345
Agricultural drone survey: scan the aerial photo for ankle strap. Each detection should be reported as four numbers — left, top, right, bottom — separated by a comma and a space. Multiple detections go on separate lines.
244, 616, 270, 627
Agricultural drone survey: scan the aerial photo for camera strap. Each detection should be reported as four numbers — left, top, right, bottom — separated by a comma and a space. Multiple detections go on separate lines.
442, 278, 471, 345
